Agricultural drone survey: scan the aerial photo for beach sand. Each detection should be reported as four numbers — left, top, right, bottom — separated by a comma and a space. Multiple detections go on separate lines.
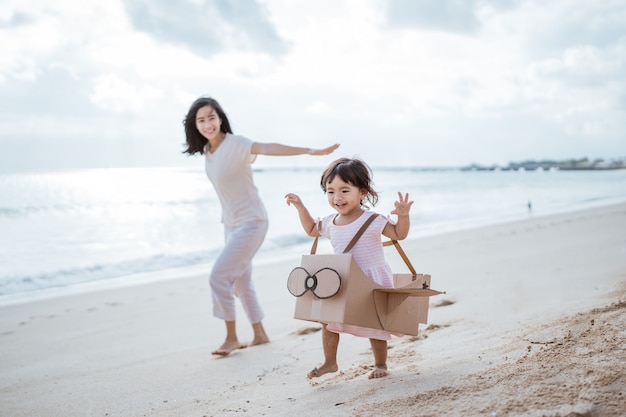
1, 203, 625, 417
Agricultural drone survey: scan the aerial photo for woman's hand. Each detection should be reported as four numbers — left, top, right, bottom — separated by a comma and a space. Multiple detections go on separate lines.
308, 143, 340, 155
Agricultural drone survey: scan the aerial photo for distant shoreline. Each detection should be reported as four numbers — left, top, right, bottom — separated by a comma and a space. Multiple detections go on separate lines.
462, 165, 626, 172
462, 156, 626, 171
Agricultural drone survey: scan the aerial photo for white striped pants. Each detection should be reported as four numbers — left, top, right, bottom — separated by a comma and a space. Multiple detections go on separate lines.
209, 219, 268, 323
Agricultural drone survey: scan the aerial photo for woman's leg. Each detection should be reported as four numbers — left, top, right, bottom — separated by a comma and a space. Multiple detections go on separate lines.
209, 220, 268, 354
229, 220, 269, 344
212, 320, 244, 356
250, 321, 269, 347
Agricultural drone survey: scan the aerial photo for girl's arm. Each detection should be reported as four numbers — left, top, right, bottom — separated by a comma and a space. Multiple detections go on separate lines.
285, 193, 319, 237
382, 192, 414, 241
251, 142, 339, 156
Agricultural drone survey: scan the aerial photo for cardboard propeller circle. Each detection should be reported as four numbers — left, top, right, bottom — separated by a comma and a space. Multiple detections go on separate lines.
287, 266, 342, 299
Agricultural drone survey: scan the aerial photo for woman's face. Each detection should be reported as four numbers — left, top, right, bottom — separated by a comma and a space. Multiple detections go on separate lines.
195, 105, 222, 142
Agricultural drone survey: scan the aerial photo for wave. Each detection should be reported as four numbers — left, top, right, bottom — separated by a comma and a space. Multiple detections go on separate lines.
263, 233, 316, 250
0, 198, 215, 218
0, 249, 218, 297
0, 231, 315, 298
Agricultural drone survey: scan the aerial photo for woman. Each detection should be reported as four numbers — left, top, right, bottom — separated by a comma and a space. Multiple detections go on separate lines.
183, 96, 339, 356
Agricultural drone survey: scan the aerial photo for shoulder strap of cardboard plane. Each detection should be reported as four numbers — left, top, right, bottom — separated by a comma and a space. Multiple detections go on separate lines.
310, 213, 379, 255
383, 239, 417, 276
342, 213, 379, 253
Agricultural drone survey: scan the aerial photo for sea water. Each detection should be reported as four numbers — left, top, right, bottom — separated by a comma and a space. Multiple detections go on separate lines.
1, 166, 625, 304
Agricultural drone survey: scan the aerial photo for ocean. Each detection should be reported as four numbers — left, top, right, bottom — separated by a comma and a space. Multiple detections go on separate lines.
1, 166, 625, 305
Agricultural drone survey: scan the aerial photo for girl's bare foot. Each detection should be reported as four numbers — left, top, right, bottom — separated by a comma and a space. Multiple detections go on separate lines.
368, 365, 388, 379
307, 363, 338, 379
211, 339, 247, 356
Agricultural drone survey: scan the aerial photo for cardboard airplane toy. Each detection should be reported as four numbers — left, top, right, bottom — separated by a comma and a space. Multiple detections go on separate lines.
287, 216, 445, 336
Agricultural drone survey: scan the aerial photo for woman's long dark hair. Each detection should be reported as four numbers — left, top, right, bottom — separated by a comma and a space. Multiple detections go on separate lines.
182, 97, 233, 155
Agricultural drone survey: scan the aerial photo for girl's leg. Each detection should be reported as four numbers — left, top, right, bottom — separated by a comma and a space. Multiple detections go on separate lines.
368, 338, 389, 379
308, 324, 340, 378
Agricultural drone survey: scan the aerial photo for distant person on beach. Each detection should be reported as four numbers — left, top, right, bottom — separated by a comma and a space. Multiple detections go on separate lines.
285, 157, 413, 379
183, 96, 339, 356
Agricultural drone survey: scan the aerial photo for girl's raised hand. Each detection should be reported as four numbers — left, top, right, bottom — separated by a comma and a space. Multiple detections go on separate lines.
285, 193, 303, 209
390, 192, 414, 216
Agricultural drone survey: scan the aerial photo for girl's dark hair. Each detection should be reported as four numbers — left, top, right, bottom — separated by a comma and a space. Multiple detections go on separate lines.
320, 157, 379, 207
182, 97, 233, 155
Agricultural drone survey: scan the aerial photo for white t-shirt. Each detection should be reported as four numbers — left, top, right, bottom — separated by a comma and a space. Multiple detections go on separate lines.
204, 134, 267, 227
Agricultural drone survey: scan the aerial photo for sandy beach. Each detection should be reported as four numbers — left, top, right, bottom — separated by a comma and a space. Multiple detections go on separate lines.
1, 202, 625, 417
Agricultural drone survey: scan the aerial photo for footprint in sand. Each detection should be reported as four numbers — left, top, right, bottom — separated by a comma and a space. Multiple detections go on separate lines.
434, 299, 455, 307
426, 324, 451, 331
293, 326, 322, 336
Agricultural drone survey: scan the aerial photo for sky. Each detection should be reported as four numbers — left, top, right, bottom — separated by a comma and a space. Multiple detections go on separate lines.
1, 0, 625, 173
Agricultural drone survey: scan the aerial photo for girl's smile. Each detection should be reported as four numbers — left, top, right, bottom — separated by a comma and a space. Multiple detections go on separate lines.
325, 176, 367, 223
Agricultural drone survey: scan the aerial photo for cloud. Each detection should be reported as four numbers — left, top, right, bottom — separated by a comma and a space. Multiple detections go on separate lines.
0, 10, 33, 28
384, 0, 518, 33
0, 0, 625, 173
518, 1, 626, 52
121, 0, 289, 57
89, 73, 163, 113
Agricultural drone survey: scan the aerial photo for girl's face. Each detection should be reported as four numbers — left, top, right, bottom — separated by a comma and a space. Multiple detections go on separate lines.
325, 176, 367, 217
195, 105, 222, 142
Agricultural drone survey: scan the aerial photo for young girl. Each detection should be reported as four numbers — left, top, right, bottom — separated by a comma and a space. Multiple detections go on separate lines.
285, 157, 413, 379
183, 96, 339, 356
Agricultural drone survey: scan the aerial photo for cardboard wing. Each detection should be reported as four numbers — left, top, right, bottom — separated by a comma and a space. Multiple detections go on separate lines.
287, 253, 444, 336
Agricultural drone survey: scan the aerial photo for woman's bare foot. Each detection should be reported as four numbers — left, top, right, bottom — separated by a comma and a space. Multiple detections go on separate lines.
368, 365, 388, 379
211, 339, 247, 356
307, 363, 338, 379
250, 334, 270, 346
251, 322, 270, 347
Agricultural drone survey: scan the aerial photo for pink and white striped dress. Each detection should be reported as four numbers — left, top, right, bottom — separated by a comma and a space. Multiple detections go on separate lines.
319, 210, 399, 341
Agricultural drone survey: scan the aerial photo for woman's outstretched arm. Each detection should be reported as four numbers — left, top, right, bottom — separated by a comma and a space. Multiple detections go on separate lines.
251, 142, 339, 156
